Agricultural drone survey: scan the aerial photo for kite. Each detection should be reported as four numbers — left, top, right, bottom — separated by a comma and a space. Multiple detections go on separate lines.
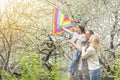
53, 8, 75, 35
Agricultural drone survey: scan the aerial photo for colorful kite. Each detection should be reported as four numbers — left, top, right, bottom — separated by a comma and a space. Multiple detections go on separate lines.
53, 8, 74, 35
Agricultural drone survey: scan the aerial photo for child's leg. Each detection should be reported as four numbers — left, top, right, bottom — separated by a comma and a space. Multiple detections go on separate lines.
68, 50, 80, 75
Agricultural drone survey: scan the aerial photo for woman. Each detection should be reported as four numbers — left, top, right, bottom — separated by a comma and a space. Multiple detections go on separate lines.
68, 34, 101, 80
82, 34, 101, 80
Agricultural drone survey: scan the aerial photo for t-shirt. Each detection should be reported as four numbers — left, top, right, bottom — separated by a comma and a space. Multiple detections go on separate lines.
61, 27, 86, 49
74, 33, 86, 51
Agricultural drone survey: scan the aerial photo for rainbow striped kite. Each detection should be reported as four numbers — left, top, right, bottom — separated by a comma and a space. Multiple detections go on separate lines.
53, 8, 74, 35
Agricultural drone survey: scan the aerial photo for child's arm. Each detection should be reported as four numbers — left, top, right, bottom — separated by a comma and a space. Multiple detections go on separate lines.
67, 39, 81, 51
61, 27, 78, 43
61, 27, 74, 35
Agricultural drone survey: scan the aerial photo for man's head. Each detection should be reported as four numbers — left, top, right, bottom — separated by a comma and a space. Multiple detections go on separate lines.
86, 30, 94, 41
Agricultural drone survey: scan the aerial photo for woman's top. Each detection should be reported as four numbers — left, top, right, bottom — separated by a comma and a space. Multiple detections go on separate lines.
82, 46, 100, 70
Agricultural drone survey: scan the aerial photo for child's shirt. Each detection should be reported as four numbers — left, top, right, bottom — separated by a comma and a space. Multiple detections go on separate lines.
62, 27, 86, 50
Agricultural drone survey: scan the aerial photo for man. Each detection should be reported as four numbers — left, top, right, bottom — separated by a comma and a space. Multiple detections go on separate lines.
75, 30, 94, 80
86, 30, 94, 41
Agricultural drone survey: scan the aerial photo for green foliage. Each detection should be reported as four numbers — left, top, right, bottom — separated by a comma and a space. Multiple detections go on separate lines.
1, 70, 17, 80
114, 59, 120, 80
48, 64, 59, 80
1, 52, 43, 80
47, 63, 68, 80
1, 52, 69, 80
19, 53, 43, 80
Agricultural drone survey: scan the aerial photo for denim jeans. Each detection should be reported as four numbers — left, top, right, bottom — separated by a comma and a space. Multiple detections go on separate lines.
89, 68, 101, 80
69, 50, 80, 75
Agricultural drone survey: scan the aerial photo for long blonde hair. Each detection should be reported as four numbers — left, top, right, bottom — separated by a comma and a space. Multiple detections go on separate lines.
89, 34, 100, 53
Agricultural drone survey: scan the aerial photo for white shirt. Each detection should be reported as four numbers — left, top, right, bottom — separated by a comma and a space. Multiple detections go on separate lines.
82, 46, 100, 70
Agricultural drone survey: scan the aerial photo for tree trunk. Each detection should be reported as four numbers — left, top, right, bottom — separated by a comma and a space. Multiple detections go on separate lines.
3, 50, 11, 70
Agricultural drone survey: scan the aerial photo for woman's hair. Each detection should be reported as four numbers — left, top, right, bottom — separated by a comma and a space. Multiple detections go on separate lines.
78, 25, 85, 34
89, 34, 100, 53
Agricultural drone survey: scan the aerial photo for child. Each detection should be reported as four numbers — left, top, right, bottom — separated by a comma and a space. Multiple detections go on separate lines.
61, 25, 86, 78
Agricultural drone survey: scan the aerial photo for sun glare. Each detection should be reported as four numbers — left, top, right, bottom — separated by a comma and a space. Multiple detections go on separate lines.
0, 0, 8, 13
0, 0, 30, 11
0, 0, 8, 6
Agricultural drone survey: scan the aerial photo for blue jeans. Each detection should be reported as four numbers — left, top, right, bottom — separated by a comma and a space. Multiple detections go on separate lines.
69, 50, 80, 75
89, 68, 101, 80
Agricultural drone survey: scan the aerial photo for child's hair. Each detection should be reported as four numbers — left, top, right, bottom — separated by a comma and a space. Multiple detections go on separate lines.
78, 25, 85, 34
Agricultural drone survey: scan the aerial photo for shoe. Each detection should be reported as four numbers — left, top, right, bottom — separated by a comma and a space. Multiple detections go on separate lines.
67, 72, 73, 78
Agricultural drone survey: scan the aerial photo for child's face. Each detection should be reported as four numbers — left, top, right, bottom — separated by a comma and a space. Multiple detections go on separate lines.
75, 26, 82, 34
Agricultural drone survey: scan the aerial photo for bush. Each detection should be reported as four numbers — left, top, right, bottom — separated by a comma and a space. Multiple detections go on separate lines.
1, 52, 69, 80
1, 70, 17, 80
19, 53, 43, 80
113, 59, 120, 80
1, 52, 43, 80
47, 63, 68, 80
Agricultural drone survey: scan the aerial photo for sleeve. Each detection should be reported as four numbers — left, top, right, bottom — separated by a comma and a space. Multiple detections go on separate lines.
81, 47, 94, 59
61, 27, 74, 35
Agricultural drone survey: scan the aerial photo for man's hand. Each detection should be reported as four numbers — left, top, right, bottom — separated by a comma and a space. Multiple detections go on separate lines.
82, 46, 86, 51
